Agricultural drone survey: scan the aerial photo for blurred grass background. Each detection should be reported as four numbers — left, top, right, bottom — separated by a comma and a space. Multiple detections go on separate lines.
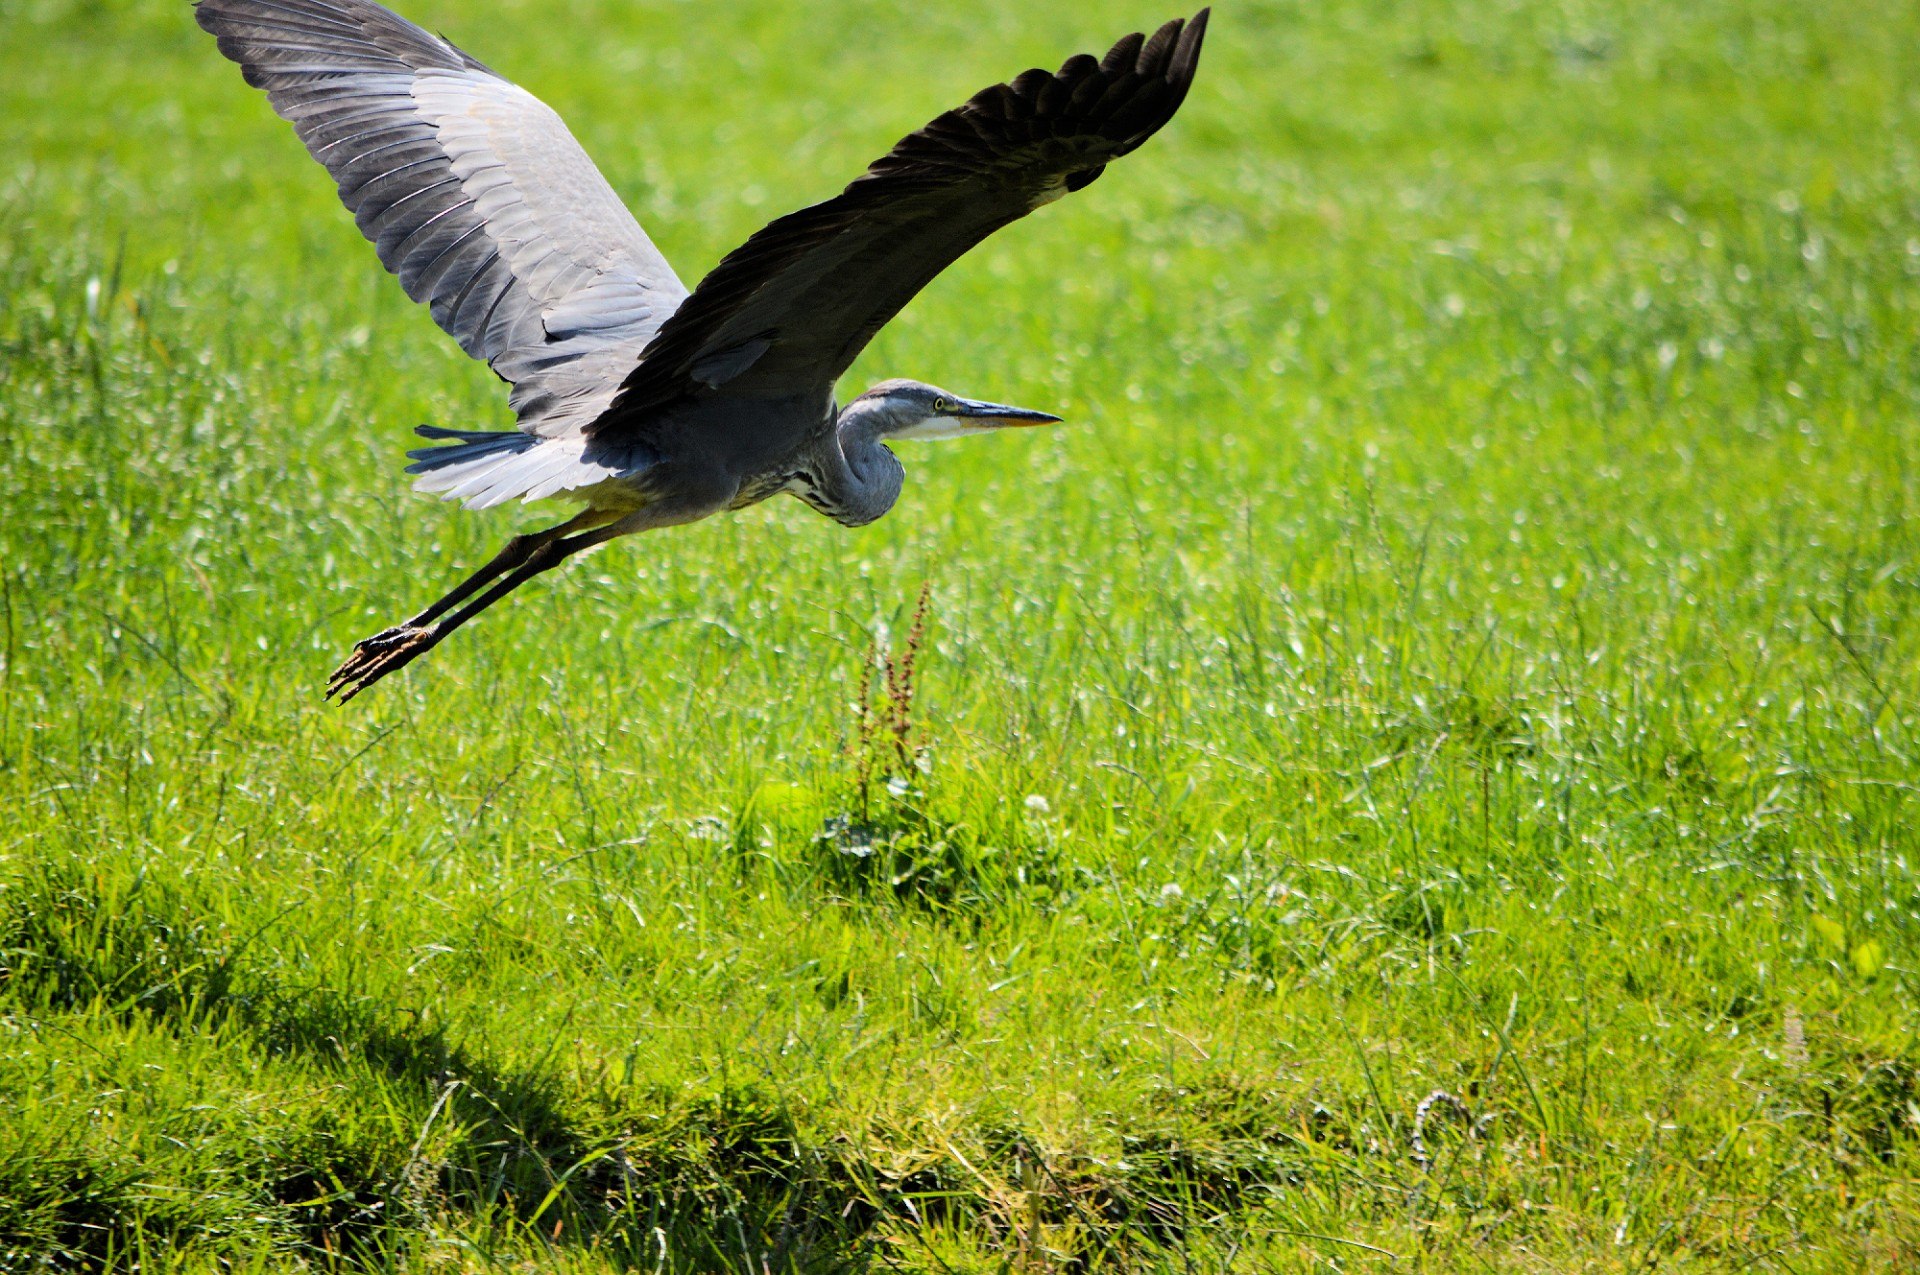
1, 0, 1917, 1269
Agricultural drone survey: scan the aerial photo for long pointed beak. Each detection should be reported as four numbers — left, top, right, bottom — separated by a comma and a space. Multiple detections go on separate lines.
953, 397, 1063, 428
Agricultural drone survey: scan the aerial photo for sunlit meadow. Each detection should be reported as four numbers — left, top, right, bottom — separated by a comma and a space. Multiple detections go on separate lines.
2, 0, 1917, 1269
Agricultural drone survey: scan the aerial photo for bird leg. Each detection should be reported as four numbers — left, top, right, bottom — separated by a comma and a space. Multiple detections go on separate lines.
326, 510, 621, 703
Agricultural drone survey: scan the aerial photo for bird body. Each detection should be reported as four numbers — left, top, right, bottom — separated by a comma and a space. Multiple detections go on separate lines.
193, 0, 1209, 699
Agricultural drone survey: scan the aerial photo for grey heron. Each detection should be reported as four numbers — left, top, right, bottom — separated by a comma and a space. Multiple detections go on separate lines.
194, 0, 1210, 701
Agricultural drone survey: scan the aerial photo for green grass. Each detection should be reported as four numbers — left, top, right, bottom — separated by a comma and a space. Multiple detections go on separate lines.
3, 0, 1919, 1268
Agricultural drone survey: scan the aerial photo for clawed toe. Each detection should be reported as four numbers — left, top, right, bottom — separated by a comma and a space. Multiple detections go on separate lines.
326, 624, 439, 703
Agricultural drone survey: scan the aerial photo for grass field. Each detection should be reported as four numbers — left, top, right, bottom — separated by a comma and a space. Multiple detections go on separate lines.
3, 0, 1919, 1268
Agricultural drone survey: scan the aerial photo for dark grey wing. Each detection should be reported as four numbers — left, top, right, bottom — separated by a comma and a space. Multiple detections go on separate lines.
195, 0, 689, 439
593, 10, 1209, 436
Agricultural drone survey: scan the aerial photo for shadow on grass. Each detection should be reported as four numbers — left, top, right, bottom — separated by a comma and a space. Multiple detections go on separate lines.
1, 860, 1636, 1271
0, 862, 881, 1271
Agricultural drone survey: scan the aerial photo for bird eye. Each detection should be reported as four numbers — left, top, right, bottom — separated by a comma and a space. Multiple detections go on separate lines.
935, 397, 956, 413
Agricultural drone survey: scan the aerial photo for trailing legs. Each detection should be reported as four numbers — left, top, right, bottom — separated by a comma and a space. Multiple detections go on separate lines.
325, 508, 621, 702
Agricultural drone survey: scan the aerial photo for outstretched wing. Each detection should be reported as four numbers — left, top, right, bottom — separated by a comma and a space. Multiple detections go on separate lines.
594, 10, 1209, 436
195, 0, 689, 438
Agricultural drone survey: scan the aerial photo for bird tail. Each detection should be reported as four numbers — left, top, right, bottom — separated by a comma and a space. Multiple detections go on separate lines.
404, 425, 638, 510
406, 425, 532, 467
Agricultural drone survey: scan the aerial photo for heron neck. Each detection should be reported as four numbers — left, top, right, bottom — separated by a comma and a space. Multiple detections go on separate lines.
807, 401, 904, 527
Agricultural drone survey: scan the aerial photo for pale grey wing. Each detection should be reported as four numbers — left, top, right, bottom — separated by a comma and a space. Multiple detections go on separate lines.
593, 11, 1208, 437
195, 0, 689, 438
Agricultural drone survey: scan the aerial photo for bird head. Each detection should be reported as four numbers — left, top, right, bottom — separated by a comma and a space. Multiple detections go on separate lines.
849, 379, 1062, 441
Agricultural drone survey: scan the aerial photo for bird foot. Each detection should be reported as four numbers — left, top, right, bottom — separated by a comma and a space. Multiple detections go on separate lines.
326, 623, 440, 703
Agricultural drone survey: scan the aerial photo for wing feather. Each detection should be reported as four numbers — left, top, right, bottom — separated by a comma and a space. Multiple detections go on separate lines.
196, 0, 690, 439
594, 10, 1208, 435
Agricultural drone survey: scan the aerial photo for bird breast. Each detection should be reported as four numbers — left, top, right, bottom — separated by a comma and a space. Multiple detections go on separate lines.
729, 470, 799, 510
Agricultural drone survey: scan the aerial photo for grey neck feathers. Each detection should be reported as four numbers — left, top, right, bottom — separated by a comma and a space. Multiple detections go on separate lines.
795, 396, 905, 527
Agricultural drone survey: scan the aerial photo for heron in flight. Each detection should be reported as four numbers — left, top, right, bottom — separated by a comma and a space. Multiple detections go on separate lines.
195, 0, 1210, 701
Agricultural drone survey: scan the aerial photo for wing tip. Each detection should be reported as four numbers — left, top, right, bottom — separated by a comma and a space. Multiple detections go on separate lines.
1174, 10, 1211, 84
